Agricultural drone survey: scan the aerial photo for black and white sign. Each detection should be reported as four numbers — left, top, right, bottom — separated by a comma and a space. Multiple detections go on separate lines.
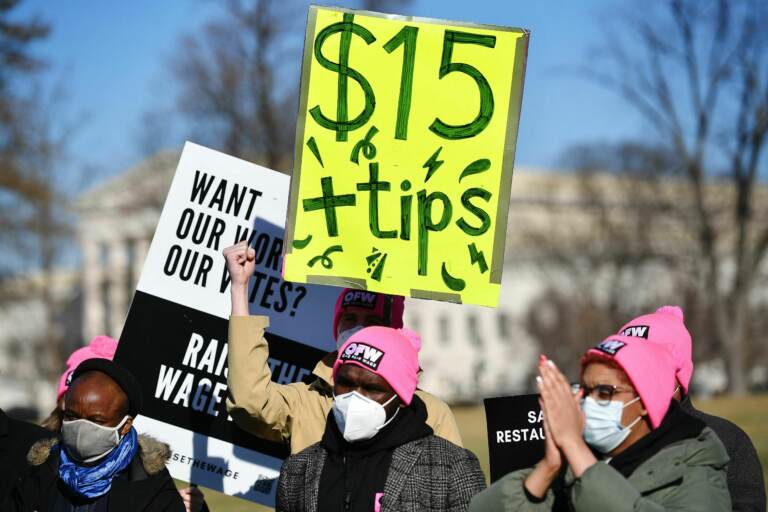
484, 394, 545, 482
115, 142, 339, 505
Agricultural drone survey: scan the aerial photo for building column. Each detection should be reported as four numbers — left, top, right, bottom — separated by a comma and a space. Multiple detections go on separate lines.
108, 237, 127, 339
82, 237, 103, 342
133, 237, 151, 289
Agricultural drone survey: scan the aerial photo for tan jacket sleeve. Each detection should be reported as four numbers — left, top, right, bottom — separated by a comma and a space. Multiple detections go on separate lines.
226, 315, 310, 444
415, 389, 464, 447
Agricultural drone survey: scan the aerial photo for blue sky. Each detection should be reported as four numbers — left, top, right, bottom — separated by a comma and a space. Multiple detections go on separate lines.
16, 0, 643, 190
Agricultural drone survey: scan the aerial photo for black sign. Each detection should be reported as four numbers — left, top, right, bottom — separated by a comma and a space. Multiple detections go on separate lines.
483, 394, 545, 482
116, 290, 328, 459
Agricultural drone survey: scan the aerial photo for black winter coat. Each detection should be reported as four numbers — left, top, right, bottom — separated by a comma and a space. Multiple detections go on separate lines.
8, 434, 184, 512
0, 409, 53, 501
682, 398, 766, 512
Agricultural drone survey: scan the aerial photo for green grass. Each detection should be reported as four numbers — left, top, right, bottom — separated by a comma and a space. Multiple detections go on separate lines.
180, 393, 768, 510
697, 394, 768, 491
173, 482, 272, 512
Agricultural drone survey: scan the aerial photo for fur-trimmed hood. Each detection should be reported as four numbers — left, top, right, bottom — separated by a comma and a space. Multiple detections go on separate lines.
27, 433, 171, 476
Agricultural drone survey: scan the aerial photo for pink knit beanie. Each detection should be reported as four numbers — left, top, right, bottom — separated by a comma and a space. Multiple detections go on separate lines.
332, 288, 405, 339
584, 335, 676, 429
333, 326, 420, 405
57, 335, 118, 399
617, 305, 693, 393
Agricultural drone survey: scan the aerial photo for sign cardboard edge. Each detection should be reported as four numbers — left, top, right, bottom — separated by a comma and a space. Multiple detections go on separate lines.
490, 32, 530, 286
306, 274, 368, 289
283, 6, 320, 262
308, 4, 529, 34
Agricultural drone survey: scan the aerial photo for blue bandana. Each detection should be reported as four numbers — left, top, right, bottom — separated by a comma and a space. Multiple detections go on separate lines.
59, 427, 139, 499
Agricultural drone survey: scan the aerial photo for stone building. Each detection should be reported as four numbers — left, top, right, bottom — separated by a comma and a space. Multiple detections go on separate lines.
0, 269, 82, 413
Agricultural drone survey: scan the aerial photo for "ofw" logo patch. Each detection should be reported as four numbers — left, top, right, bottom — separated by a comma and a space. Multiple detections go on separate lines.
596, 339, 626, 355
620, 325, 650, 339
341, 342, 385, 370
342, 291, 378, 310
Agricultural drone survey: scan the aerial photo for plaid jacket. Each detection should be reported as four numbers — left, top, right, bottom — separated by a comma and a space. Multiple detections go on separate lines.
277, 434, 486, 512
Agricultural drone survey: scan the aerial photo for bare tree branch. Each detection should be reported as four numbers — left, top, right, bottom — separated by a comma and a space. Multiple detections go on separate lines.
580, 0, 768, 393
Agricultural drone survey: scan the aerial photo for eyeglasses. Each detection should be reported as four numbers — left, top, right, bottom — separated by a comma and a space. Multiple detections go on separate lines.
571, 383, 636, 406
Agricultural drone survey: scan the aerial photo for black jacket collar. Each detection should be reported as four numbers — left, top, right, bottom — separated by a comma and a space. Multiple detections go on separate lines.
609, 400, 706, 478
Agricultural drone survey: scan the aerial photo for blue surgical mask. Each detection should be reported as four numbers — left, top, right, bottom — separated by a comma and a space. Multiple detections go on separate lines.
582, 396, 642, 453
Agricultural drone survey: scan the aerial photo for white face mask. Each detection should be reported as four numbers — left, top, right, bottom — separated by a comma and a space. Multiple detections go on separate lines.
61, 415, 130, 463
336, 326, 365, 350
332, 391, 398, 442
582, 396, 642, 453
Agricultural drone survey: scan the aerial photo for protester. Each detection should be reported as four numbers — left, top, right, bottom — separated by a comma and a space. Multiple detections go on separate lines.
0, 406, 52, 502
38, 336, 208, 512
8, 358, 185, 511
223, 241, 462, 454
277, 325, 485, 511
32, 334, 120, 511
616, 305, 766, 512
470, 337, 731, 511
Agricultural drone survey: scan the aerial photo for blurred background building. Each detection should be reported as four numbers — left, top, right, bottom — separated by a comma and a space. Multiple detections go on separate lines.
3, 153, 766, 413
76, 151, 177, 341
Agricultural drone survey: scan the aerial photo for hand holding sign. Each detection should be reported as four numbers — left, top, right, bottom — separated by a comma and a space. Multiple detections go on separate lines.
178, 486, 206, 512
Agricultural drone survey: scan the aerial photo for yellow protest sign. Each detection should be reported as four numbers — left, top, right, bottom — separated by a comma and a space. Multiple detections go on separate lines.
284, 6, 529, 307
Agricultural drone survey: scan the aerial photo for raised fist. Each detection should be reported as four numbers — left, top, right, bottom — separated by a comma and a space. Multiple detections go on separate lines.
223, 241, 255, 287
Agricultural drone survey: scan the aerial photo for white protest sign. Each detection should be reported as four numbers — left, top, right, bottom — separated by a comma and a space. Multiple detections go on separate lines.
116, 142, 338, 505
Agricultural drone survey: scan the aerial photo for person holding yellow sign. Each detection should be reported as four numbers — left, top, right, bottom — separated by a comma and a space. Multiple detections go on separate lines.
224, 241, 462, 455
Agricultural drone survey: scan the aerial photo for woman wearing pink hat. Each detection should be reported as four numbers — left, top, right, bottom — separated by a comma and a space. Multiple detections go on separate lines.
617, 305, 765, 512
470, 336, 731, 511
